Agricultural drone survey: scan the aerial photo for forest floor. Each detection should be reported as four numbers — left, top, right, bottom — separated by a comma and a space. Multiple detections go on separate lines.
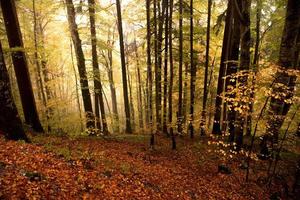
0, 133, 299, 200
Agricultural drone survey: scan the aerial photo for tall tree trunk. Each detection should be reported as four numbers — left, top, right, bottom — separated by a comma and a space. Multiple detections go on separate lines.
0, 0, 43, 132
134, 39, 144, 130
116, 0, 132, 133
0, 41, 29, 141
168, 0, 176, 149
211, 0, 233, 135
146, 0, 154, 146
155, 0, 167, 132
177, 0, 183, 135
182, 62, 188, 128
199, 0, 212, 136
153, 0, 159, 132
107, 51, 119, 132
226, 1, 241, 142
247, 0, 261, 136
37, 14, 53, 132
126, 51, 135, 131
65, 0, 95, 131
264, 0, 300, 144
70, 38, 84, 132
103, 31, 120, 133
188, 0, 195, 138
33, 0, 49, 130
88, 0, 109, 134
162, 0, 169, 135
234, 0, 251, 150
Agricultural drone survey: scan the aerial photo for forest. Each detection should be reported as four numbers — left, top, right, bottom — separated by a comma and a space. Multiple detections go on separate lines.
0, 0, 299, 199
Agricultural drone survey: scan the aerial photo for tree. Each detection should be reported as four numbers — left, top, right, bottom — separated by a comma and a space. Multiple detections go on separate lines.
212, 0, 233, 135
133, 39, 144, 130
155, 0, 167, 132
188, 0, 195, 138
162, 0, 169, 134
264, 0, 300, 144
0, 0, 43, 132
177, 0, 183, 135
225, 0, 240, 142
168, 0, 176, 149
146, 0, 154, 146
88, 0, 109, 134
234, 0, 251, 150
246, 0, 261, 136
100, 25, 119, 133
65, 0, 95, 131
116, 0, 132, 133
198, 0, 212, 137
0, 41, 29, 142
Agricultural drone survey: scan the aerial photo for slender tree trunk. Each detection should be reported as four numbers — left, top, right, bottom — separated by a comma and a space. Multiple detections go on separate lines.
199, 0, 212, 136
32, 0, 49, 131
146, 0, 154, 146
188, 0, 195, 138
37, 15, 53, 132
70, 38, 84, 132
234, 0, 251, 150
0, 42, 29, 141
65, 0, 94, 131
88, 0, 109, 134
212, 0, 233, 135
116, 0, 132, 133
162, 0, 169, 135
207, 55, 217, 130
265, 0, 300, 144
168, 0, 176, 149
0, 0, 43, 132
105, 36, 120, 133
177, 0, 183, 135
153, 0, 159, 132
155, 0, 167, 132
182, 62, 188, 127
247, 0, 261, 136
126, 51, 135, 131
134, 39, 144, 129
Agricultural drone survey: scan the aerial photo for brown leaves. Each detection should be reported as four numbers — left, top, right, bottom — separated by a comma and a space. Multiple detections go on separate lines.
0, 135, 271, 200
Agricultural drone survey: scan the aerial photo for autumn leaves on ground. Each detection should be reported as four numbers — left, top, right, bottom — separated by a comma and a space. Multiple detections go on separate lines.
0, 134, 297, 200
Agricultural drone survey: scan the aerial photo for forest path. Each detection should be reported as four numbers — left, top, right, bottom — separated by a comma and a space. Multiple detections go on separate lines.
0, 134, 272, 199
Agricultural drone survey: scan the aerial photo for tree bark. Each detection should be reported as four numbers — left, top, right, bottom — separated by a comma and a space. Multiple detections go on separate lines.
168, 0, 176, 149
88, 0, 109, 134
198, 0, 212, 136
212, 0, 233, 135
162, 0, 169, 135
177, 0, 183, 135
226, 2, 240, 143
116, 0, 132, 133
65, 0, 95, 131
0, 41, 29, 141
134, 39, 144, 130
0, 0, 43, 132
146, 0, 154, 146
234, 0, 251, 150
155, 0, 167, 132
265, 0, 300, 143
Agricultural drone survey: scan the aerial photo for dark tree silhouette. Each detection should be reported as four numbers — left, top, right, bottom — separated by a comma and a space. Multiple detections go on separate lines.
0, 42, 29, 142
0, 0, 44, 132
116, 0, 132, 133
65, 0, 95, 131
